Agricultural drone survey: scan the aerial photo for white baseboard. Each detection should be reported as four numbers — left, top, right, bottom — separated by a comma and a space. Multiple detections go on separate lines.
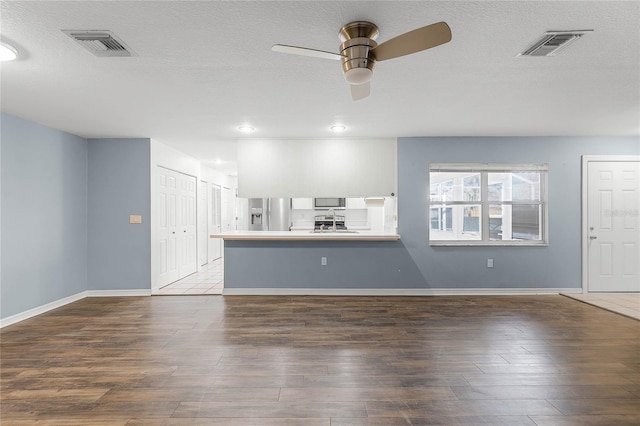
1, 289, 152, 328
86, 289, 152, 297
222, 287, 583, 296
0, 291, 87, 328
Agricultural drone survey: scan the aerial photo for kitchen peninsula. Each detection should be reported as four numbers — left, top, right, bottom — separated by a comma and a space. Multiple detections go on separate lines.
228, 136, 405, 293
215, 230, 400, 241
211, 230, 419, 294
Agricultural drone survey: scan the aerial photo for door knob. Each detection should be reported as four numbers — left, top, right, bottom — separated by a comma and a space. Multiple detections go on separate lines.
589, 236, 597, 240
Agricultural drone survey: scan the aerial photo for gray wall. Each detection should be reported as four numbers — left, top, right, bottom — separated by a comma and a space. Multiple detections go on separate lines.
1, 113, 88, 318
398, 136, 640, 289
224, 240, 424, 289
1, 114, 153, 321
87, 138, 151, 290
225, 136, 639, 290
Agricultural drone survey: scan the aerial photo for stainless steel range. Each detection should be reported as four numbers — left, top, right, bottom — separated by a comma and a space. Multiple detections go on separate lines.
314, 213, 347, 232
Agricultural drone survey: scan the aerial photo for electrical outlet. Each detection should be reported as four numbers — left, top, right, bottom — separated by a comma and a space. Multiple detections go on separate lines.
321, 257, 327, 266
487, 259, 493, 268
130, 214, 142, 224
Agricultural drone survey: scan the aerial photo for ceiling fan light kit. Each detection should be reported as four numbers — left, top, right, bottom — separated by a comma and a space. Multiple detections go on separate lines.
272, 19, 452, 100
344, 68, 373, 85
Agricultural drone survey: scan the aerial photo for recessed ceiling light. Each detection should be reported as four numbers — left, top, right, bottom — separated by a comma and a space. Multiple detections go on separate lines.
0, 41, 18, 61
330, 125, 347, 132
237, 125, 255, 133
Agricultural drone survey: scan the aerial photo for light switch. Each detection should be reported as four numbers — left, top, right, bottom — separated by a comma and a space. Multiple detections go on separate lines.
130, 215, 142, 224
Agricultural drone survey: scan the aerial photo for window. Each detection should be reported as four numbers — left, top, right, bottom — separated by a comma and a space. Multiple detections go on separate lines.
429, 164, 548, 246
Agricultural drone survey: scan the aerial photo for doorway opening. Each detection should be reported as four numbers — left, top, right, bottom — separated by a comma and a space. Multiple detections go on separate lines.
155, 173, 225, 295
156, 258, 224, 295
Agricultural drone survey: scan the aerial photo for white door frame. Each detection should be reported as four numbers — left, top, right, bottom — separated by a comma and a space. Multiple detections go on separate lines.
581, 155, 640, 293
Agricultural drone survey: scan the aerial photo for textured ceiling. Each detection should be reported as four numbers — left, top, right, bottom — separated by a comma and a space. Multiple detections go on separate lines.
1, 1, 639, 174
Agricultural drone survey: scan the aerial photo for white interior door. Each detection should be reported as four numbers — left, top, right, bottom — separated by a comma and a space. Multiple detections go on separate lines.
178, 174, 198, 278
209, 184, 222, 261
586, 160, 640, 292
198, 180, 208, 267
235, 196, 248, 231
222, 186, 234, 231
157, 166, 198, 287
158, 169, 179, 286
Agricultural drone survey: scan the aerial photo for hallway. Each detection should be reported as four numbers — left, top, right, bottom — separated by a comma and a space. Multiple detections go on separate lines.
156, 258, 224, 295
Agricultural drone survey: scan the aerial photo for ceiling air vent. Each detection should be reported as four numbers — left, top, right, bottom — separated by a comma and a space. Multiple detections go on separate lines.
518, 30, 593, 57
62, 30, 134, 57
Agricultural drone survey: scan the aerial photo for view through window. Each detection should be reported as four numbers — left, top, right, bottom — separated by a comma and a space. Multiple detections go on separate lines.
429, 164, 548, 245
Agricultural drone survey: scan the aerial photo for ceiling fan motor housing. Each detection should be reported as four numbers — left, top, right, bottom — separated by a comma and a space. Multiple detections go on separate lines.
339, 21, 379, 85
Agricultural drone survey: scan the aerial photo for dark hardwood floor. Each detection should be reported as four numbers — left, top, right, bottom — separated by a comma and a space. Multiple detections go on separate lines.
1, 295, 639, 425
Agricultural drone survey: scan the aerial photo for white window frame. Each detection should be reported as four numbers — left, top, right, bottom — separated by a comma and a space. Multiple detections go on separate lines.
429, 163, 549, 246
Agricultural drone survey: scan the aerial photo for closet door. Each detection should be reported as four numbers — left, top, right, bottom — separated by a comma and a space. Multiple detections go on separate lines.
178, 174, 197, 278
157, 167, 197, 287
198, 180, 209, 267
158, 168, 179, 286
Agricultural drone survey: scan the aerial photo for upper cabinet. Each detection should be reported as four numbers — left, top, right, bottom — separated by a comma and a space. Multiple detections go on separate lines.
237, 138, 397, 198
346, 197, 367, 209
292, 198, 313, 210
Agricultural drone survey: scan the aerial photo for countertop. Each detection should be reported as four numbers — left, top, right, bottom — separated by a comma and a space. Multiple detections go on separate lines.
210, 230, 400, 241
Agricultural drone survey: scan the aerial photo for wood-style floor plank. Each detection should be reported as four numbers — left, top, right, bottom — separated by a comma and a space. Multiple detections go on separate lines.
1, 294, 639, 424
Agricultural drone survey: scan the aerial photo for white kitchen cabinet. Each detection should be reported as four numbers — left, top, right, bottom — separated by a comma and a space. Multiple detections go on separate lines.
292, 198, 313, 210
346, 197, 367, 209
237, 138, 397, 198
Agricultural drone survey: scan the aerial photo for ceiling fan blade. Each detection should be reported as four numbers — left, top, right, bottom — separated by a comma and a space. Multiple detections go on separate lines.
271, 44, 344, 60
350, 82, 370, 101
371, 21, 452, 61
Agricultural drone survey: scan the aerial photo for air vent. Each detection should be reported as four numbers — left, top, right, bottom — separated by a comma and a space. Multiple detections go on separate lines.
62, 30, 134, 57
519, 30, 593, 57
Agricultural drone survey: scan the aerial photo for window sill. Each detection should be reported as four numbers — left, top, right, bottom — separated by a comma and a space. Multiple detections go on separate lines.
429, 241, 548, 247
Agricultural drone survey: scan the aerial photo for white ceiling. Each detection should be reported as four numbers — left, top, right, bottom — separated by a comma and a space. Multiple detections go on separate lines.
1, 1, 638, 175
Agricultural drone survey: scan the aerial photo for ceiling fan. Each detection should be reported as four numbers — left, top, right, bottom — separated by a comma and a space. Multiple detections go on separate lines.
272, 20, 452, 101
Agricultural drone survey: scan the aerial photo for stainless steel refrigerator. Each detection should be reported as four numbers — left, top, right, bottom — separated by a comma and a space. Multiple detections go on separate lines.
248, 198, 292, 231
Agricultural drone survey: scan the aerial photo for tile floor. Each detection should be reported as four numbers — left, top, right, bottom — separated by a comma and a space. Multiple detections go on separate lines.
563, 292, 640, 320
155, 258, 224, 295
